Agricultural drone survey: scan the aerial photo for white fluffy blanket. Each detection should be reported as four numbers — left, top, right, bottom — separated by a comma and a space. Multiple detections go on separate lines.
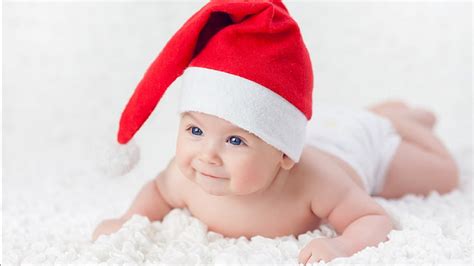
3, 2, 472, 265
3, 121, 473, 265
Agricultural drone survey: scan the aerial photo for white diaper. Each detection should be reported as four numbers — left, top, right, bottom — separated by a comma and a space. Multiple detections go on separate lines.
305, 103, 402, 195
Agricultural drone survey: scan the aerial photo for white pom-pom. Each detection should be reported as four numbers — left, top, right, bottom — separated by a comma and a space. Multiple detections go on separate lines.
93, 138, 140, 177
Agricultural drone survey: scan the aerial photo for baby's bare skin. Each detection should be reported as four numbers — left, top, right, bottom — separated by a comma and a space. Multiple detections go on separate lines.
159, 147, 352, 239
93, 100, 459, 263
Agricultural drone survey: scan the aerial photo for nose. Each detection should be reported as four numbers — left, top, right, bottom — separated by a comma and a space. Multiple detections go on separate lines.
198, 141, 223, 166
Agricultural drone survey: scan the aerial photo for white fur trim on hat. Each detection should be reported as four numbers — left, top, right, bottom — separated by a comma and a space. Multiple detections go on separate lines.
178, 67, 307, 162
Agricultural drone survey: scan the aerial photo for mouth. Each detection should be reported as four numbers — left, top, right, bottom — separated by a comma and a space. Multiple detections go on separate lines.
200, 172, 225, 179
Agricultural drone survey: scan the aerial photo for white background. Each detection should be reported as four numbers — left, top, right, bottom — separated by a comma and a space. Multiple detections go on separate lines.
3, 0, 472, 189
2, 1, 472, 264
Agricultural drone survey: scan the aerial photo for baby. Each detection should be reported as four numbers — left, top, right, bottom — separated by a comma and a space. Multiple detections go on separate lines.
93, 101, 459, 263
92, 1, 459, 264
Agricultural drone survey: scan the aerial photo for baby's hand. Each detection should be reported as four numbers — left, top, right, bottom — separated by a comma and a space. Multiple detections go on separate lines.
298, 237, 350, 264
92, 218, 126, 241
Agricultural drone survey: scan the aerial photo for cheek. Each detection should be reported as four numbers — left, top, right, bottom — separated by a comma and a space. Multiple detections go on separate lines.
175, 136, 196, 178
228, 155, 272, 191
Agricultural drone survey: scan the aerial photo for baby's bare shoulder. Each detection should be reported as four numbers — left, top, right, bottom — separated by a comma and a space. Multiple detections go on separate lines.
295, 146, 381, 223
293, 146, 358, 203
155, 157, 187, 208
294, 146, 347, 189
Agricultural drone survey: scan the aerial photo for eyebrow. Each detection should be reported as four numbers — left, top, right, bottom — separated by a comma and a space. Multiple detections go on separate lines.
183, 112, 253, 135
182, 112, 201, 124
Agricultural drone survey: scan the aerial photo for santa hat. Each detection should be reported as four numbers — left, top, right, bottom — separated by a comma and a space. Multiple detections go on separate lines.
118, 0, 313, 162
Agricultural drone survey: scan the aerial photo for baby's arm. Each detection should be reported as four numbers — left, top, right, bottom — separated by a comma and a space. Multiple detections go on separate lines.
92, 174, 173, 241
299, 165, 393, 263
121, 177, 173, 221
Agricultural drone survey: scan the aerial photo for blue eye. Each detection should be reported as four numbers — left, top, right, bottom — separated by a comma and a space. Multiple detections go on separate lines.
228, 136, 243, 146
190, 126, 203, 136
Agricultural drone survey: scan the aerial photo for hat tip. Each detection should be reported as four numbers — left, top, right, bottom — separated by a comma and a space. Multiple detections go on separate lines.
117, 131, 130, 144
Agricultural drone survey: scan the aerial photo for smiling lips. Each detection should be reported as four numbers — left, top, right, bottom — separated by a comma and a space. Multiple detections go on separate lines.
201, 172, 225, 179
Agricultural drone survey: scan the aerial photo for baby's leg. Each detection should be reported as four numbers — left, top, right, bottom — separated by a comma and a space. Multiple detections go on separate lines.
377, 140, 459, 199
368, 103, 459, 199
368, 100, 437, 130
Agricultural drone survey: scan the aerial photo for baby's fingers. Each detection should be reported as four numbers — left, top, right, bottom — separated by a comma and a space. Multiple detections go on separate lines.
92, 218, 125, 241
300, 251, 324, 265
307, 253, 324, 264
298, 246, 312, 264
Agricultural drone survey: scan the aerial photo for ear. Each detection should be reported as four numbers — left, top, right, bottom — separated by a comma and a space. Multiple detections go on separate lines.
280, 153, 296, 170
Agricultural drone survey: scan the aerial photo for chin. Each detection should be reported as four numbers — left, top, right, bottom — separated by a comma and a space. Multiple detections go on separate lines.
233, 188, 263, 196
197, 184, 231, 196
229, 182, 264, 195
203, 189, 230, 196
194, 172, 232, 196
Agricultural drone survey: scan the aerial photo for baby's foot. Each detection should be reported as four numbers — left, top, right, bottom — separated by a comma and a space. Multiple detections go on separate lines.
368, 100, 437, 130
405, 107, 437, 130
368, 100, 410, 116
368, 100, 410, 120
377, 100, 410, 111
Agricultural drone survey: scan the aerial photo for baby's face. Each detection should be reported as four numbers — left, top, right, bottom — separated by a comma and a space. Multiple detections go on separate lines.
176, 111, 294, 196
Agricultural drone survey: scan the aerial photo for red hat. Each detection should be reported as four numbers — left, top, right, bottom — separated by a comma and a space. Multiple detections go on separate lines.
118, 0, 313, 162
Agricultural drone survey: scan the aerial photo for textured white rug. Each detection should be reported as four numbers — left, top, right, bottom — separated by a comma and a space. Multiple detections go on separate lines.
3, 119, 473, 264
2, 2, 472, 264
